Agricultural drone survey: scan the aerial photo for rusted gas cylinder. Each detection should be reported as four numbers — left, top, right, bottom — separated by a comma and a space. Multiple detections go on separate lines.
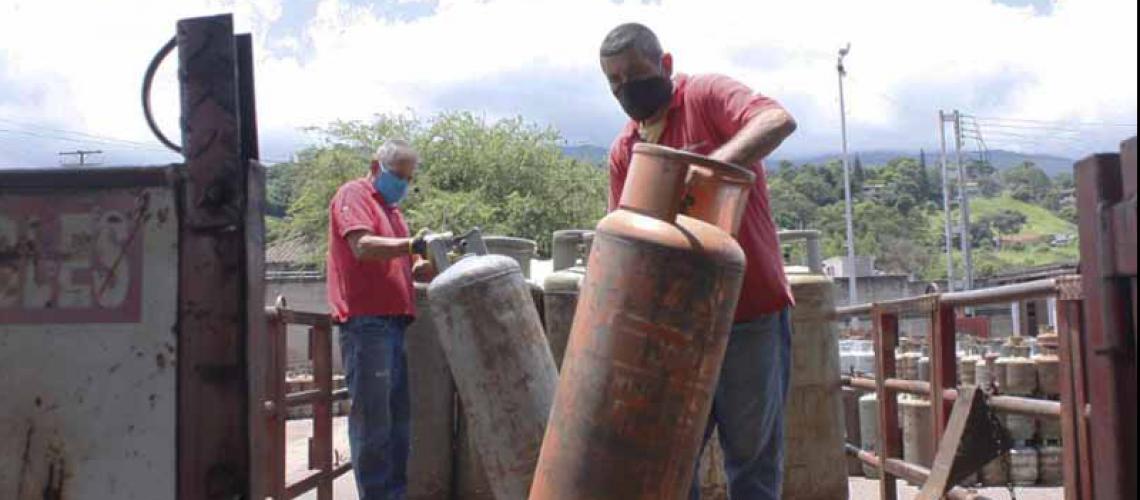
531, 144, 752, 500
543, 230, 593, 369
405, 283, 455, 500
780, 230, 848, 500
429, 255, 558, 500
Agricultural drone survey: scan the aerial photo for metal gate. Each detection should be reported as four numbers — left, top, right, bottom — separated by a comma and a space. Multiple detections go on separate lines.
1, 14, 265, 500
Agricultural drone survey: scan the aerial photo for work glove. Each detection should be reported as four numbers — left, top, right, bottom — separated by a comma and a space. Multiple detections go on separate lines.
409, 228, 430, 257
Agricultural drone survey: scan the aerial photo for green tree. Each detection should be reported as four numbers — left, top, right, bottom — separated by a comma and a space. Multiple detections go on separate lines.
986, 209, 1028, 235
272, 112, 607, 264
1003, 161, 1052, 204
770, 176, 818, 230
879, 158, 927, 214
964, 160, 1002, 197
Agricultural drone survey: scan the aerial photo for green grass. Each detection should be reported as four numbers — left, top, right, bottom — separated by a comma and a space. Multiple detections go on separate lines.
968, 195, 1076, 237
923, 195, 1078, 279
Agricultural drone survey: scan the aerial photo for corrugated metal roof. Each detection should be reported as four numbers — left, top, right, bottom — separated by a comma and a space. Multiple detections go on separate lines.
266, 237, 317, 266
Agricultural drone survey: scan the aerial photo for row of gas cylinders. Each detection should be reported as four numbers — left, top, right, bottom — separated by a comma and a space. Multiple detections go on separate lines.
846, 391, 1063, 487
842, 333, 1065, 488
405, 144, 850, 500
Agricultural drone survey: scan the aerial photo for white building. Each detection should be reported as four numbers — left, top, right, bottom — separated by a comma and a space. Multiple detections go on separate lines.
823, 255, 877, 279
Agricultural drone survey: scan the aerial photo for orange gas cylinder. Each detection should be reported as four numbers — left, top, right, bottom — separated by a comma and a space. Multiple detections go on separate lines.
530, 144, 753, 500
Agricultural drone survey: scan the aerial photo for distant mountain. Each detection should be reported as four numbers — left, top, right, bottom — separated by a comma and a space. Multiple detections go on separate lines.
562, 145, 608, 165
562, 145, 1077, 177
772, 149, 1076, 177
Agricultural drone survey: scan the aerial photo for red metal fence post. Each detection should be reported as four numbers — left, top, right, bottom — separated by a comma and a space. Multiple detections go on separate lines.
1055, 277, 1090, 500
931, 298, 958, 450
311, 324, 334, 500
873, 308, 901, 500
1076, 147, 1138, 500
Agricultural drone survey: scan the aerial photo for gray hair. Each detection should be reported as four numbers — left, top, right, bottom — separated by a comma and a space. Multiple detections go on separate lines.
374, 139, 416, 166
600, 23, 663, 61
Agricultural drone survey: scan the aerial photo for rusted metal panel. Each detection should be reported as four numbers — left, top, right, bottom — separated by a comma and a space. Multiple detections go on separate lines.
175, 14, 253, 499
0, 184, 179, 500
1076, 152, 1137, 500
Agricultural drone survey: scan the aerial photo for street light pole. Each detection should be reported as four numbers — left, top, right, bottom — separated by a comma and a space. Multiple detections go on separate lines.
838, 44, 858, 307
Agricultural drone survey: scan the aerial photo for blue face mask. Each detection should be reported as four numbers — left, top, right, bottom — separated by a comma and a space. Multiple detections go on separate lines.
374, 163, 410, 206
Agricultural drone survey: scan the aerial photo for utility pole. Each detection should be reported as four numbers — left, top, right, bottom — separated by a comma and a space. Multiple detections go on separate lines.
59, 149, 102, 167
939, 111, 955, 292
953, 110, 974, 290
837, 43, 858, 307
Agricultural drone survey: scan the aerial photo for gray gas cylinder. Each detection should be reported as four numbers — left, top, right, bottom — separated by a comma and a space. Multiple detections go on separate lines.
858, 393, 880, 479
781, 231, 848, 500
483, 236, 537, 279
543, 230, 592, 369
429, 254, 558, 500
542, 268, 584, 369
405, 283, 455, 499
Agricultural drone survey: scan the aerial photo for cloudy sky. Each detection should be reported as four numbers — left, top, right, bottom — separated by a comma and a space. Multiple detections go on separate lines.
0, 0, 1136, 168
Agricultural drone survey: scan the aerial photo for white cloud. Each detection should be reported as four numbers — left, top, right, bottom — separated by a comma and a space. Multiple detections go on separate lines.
0, 0, 1136, 167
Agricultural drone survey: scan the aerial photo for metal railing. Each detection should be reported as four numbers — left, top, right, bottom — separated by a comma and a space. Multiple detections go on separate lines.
263, 299, 353, 499
836, 276, 1090, 499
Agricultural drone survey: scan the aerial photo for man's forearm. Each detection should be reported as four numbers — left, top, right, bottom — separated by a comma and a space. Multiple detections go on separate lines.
712, 108, 798, 167
349, 232, 412, 261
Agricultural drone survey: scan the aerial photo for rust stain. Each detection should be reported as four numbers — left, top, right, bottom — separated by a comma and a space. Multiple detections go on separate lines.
16, 422, 34, 499
41, 457, 65, 500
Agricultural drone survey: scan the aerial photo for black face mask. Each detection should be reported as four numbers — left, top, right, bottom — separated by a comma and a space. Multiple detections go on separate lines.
616, 75, 673, 122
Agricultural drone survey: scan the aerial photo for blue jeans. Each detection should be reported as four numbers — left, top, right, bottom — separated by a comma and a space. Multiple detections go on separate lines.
340, 316, 412, 500
690, 309, 793, 500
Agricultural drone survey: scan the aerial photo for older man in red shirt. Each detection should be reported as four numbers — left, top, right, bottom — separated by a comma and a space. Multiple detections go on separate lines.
327, 139, 432, 500
600, 23, 798, 500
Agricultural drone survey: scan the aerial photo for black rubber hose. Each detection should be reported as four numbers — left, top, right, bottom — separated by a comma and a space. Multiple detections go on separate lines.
141, 37, 182, 154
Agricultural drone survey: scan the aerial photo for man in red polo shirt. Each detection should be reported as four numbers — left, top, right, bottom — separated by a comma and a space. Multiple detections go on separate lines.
327, 139, 432, 500
600, 24, 798, 500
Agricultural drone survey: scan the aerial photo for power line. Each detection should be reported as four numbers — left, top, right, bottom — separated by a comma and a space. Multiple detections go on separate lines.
970, 116, 1137, 128
0, 117, 173, 151
972, 121, 1117, 134
0, 128, 175, 154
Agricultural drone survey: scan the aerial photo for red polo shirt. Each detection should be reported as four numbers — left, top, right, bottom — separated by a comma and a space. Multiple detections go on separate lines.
608, 73, 795, 323
326, 178, 415, 323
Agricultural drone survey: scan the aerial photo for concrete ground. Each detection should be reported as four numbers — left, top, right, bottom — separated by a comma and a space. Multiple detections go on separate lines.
849, 477, 1063, 499
284, 417, 1064, 500
287, 416, 357, 500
